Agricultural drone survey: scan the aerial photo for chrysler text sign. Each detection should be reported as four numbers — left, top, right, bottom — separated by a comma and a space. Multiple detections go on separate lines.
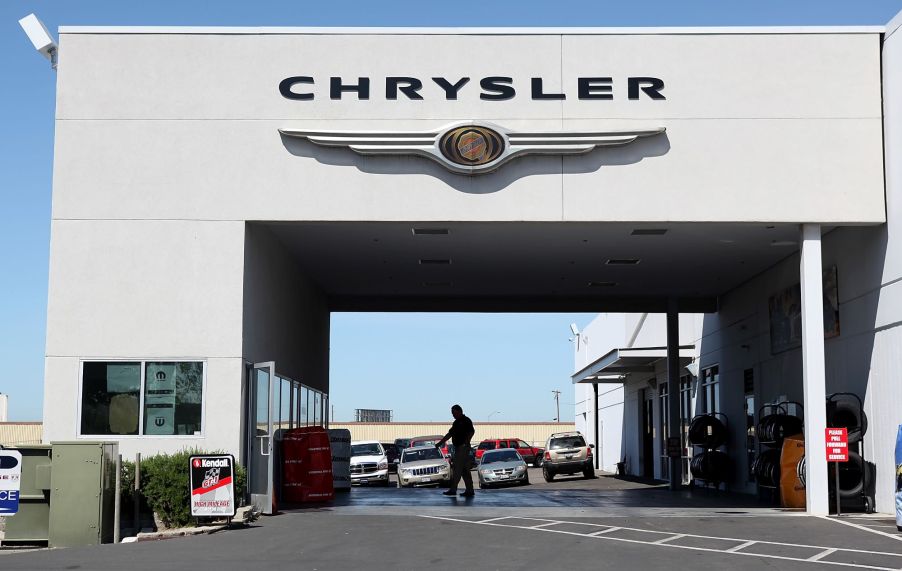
279, 76, 666, 101
0, 451, 22, 516
189, 455, 237, 517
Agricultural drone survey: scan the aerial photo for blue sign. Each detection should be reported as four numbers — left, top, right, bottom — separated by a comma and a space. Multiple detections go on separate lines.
0, 451, 22, 516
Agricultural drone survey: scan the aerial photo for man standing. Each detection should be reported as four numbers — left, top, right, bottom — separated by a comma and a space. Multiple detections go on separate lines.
436, 404, 475, 497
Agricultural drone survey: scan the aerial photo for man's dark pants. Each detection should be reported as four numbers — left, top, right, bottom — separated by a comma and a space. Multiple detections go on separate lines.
449, 444, 474, 492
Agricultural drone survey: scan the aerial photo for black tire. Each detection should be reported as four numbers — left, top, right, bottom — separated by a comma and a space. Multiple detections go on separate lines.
524, 473, 530, 485
583, 466, 594, 479
535, 456, 544, 467
543, 467, 555, 482
688, 415, 727, 448
828, 400, 868, 444
837, 451, 866, 499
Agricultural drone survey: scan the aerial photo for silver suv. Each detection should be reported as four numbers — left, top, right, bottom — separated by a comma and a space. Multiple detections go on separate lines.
542, 431, 594, 482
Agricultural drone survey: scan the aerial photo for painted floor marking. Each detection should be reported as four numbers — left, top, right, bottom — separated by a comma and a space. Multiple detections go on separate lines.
726, 540, 757, 553
475, 517, 509, 524
588, 526, 622, 536
419, 515, 902, 571
808, 548, 838, 562
652, 533, 685, 544
529, 522, 560, 529
822, 516, 902, 543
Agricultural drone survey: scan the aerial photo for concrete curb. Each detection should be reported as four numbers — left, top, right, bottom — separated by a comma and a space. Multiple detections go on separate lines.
135, 524, 227, 542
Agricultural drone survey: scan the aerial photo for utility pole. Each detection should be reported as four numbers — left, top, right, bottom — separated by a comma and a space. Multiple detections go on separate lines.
552, 390, 561, 422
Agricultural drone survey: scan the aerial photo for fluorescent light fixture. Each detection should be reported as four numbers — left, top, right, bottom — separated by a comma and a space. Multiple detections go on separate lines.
630, 229, 667, 236
19, 13, 58, 69
412, 228, 449, 235
569, 323, 580, 336
418, 258, 451, 265
605, 258, 641, 265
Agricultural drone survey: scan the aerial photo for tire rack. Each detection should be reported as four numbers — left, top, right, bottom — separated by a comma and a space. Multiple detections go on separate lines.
826, 392, 875, 513
688, 412, 730, 491
753, 401, 804, 503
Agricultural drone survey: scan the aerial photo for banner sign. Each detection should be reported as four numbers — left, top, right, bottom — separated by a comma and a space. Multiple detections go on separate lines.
826, 428, 849, 462
145, 363, 177, 435
189, 454, 236, 517
0, 450, 22, 516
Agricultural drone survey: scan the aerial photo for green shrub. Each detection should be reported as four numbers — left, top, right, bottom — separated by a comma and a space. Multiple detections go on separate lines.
119, 458, 136, 504
138, 450, 245, 529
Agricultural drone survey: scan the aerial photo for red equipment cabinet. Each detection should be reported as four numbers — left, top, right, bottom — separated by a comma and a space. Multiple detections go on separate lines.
281, 426, 334, 504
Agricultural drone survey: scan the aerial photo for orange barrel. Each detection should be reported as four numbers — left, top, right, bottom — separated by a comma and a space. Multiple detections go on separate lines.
780, 433, 806, 508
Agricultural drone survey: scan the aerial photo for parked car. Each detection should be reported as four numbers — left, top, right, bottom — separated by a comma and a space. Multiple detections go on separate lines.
397, 445, 452, 488
542, 431, 594, 482
408, 434, 452, 458
382, 442, 401, 473
475, 438, 545, 466
350, 440, 390, 486
478, 448, 530, 488
446, 443, 477, 469
394, 437, 412, 451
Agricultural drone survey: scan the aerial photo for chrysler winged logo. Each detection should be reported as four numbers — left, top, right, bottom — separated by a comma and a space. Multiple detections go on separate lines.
279, 121, 665, 175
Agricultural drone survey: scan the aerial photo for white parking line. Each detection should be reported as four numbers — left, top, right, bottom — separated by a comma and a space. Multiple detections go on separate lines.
529, 522, 561, 529
821, 516, 902, 543
652, 534, 685, 544
725, 540, 757, 552
419, 515, 902, 571
808, 548, 838, 562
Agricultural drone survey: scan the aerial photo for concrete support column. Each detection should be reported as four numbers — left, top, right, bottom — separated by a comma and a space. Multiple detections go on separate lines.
593, 383, 600, 469
666, 299, 682, 490
800, 223, 829, 515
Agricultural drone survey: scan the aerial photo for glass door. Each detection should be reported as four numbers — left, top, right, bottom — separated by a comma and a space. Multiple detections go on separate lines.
249, 361, 275, 514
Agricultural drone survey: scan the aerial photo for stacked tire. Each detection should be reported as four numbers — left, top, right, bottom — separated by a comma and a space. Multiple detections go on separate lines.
688, 415, 730, 485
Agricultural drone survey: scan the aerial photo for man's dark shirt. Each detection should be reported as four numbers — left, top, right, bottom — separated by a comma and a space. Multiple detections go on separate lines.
445, 414, 475, 447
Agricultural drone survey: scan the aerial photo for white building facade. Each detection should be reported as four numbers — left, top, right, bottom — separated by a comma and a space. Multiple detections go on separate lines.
41, 21, 896, 513
573, 11, 902, 517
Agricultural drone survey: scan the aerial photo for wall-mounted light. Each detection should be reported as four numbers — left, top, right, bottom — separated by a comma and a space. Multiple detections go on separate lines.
19, 13, 57, 70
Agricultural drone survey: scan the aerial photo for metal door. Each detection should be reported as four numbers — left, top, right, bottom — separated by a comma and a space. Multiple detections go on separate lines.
249, 362, 275, 514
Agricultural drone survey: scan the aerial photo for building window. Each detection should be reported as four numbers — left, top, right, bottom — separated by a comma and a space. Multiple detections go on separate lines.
80, 361, 204, 436
701, 365, 720, 414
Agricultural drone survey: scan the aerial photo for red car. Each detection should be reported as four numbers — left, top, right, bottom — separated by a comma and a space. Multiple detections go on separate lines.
475, 438, 544, 466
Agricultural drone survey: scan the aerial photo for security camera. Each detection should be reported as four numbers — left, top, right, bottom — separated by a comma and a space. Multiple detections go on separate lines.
19, 13, 58, 69
569, 323, 580, 336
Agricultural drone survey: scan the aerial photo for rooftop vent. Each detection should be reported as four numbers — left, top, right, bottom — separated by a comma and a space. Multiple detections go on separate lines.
605, 258, 641, 265
412, 228, 450, 236
587, 281, 618, 288
631, 229, 667, 236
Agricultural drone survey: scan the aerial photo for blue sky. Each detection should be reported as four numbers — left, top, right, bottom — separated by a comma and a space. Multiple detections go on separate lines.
2, 1, 901, 422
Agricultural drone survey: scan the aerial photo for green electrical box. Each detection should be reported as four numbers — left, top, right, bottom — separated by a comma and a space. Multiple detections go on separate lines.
47, 442, 118, 548
2, 445, 52, 544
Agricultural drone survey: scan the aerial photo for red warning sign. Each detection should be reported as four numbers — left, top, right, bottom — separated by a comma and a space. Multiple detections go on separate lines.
825, 428, 849, 462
